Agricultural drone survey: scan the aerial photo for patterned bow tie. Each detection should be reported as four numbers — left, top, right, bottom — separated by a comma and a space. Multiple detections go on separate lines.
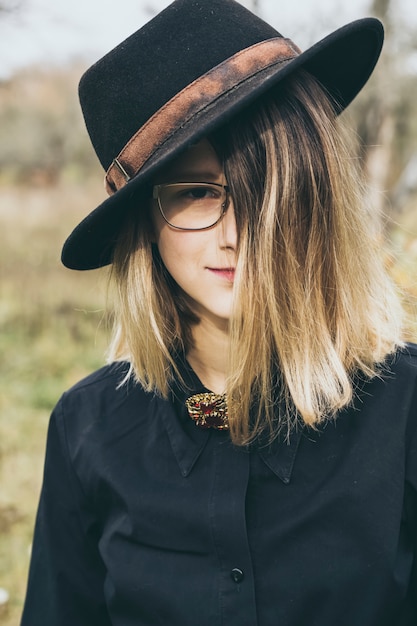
185, 392, 229, 430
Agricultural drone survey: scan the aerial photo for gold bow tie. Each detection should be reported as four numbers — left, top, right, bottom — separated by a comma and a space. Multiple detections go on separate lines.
185, 392, 229, 430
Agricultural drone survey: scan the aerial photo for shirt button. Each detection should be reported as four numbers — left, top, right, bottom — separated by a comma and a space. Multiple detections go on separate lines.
230, 568, 244, 583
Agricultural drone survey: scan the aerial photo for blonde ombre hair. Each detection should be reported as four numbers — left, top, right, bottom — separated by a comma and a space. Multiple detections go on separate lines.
108, 70, 404, 445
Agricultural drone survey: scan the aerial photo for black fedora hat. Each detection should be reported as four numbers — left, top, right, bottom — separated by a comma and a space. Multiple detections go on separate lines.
62, 0, 383, 270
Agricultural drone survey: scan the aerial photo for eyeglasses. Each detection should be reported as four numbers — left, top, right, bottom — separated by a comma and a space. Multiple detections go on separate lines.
152, 182, 230, 231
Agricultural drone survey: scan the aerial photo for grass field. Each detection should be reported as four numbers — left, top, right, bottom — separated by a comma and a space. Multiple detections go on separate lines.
0, 180, 416, 625
0, 181, 109, 625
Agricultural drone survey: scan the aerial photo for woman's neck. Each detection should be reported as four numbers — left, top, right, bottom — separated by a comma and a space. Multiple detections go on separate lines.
186, 318, 229, 394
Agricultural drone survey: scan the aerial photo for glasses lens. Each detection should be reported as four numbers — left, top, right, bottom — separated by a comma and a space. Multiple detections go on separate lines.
158, 183, 226, 229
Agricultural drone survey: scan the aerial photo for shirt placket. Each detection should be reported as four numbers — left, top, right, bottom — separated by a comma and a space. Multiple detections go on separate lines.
209, 438, 258, 625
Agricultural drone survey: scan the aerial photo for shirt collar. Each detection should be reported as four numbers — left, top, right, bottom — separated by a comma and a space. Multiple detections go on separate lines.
158, 356, 212, 477
257, 428, 304, 483
160, 355, 303, 482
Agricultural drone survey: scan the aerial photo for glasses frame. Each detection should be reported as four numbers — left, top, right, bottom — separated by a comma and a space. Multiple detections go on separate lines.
152, 181, 230, 231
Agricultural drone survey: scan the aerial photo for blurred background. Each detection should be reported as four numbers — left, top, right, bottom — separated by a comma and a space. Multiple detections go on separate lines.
0, 0, 416, 623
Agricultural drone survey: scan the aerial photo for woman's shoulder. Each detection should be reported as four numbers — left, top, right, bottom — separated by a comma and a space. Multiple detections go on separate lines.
64, 361, 131, 396
54, 362, 160, 434
47, 363, 170, 496
47, 362, 170, 469
386, 342, 417, 377
397, 341, 417, 358
374, 342, 417, 437
344, 343, 417, 435
371, 342, 417, 407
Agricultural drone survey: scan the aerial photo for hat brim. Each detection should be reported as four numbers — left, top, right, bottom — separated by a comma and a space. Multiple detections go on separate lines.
62, 17, 383, 270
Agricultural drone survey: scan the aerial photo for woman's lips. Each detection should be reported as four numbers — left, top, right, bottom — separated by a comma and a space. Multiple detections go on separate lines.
208, 268, 235, 282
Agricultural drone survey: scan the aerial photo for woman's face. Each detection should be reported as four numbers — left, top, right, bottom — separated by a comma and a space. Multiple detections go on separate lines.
151, 138, 237, 326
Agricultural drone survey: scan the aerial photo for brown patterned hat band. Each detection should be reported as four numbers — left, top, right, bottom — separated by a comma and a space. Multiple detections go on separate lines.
105, 37, 301, 195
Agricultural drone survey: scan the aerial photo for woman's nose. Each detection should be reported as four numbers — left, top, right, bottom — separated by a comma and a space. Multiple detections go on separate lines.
218, 198, 237, 250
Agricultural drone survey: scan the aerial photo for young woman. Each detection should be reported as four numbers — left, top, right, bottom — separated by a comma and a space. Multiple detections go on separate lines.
21, 1, 416, 625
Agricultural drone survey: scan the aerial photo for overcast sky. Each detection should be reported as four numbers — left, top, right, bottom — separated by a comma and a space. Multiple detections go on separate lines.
0, 0, 416, 78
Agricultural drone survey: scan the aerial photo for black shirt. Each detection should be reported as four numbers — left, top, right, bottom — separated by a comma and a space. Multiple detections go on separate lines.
21, 345, 417, 625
